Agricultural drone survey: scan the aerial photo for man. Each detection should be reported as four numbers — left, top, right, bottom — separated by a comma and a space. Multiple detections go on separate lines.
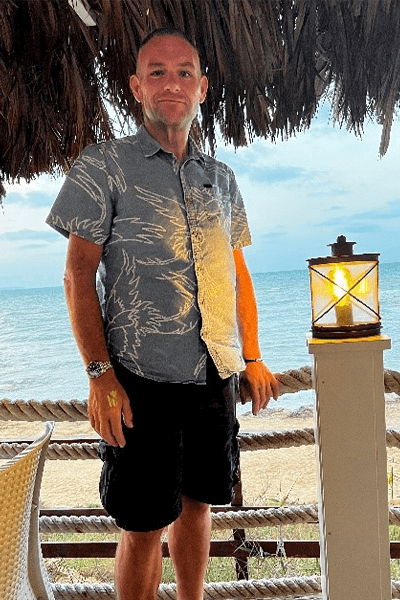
47, 28, 278, 600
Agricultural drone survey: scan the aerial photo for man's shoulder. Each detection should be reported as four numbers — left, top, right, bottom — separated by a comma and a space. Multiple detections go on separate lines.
196, 146, 230, 169
85, 133, 139, 154
74, 133, 142, 170
200, 151, 235, 179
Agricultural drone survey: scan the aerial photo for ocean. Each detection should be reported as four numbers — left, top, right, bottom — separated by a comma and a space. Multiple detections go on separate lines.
1, 263, 400, 415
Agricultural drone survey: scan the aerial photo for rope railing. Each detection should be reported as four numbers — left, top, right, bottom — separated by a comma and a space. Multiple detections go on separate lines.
0, 441, 100, 460
39, 505, 320, 536
2, 427, 400, 460
0, 398, 89, 422
1, 366, 399, 424
2, 366, 312, 422
50, 578, 400, 600
37, 505, 400, 535
51, 577, 323, 600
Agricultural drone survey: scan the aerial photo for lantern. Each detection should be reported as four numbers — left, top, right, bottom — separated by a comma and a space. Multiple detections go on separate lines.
308, 235, 381, 339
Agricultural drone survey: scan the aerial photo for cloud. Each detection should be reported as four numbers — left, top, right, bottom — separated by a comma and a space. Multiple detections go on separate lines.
221, 154, 317, 185
357, 199, 400, 220
19, 243, 50, 250
317, 199, 400, 231
5, 189, 58, 208
0, 229, 58, 242
4, 174, 63, 207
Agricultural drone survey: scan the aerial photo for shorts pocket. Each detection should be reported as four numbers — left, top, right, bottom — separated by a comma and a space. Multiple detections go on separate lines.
98, 441, 123, 517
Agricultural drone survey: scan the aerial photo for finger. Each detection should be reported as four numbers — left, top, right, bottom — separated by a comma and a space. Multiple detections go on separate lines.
260, 381, 270, 409
111, 417, 127, 448
91, 414, 101, 437
251, 388, 261, 416
100, 419, 120, 448
122, 400, 134, 428
271, 377, 280, 400
260, 394, 271, 411
89, 413, 96, 431
239, 383, 248, 405
239, 377, 250, 405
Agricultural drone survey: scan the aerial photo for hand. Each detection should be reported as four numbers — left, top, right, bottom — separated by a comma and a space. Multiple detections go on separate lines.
88, 370, 133, 447
239, 361, 279, 416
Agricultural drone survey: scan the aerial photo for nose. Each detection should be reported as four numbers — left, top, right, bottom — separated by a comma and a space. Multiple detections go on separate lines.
164, 73, 181, 93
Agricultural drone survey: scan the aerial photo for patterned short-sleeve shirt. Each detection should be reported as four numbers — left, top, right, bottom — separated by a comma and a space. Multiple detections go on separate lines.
46, 126, 252, 383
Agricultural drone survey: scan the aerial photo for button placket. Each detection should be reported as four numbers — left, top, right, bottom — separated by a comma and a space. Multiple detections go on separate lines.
180, 166, 210, 335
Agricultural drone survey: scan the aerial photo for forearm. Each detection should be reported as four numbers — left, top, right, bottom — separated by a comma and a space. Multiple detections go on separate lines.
237, 284, 261, 360
234, 249, 279, 413
64, 268, 110, 366
63, 233, 132, 447
64, 234, 110, 367
234, 251, 261, 360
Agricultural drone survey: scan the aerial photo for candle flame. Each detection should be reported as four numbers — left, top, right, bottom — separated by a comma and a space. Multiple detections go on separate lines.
331, 267, 351, 306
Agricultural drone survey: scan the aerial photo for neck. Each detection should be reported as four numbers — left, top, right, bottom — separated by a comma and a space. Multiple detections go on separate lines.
144, 121, 190, 163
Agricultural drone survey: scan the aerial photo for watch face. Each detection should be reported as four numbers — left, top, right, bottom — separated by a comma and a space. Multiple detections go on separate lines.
87, 362, 104, 378
91, 363, 102, 376
87, 361, 112, 378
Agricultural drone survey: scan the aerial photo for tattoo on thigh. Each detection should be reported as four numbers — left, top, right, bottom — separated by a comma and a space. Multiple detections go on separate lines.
107, 390, 118, 408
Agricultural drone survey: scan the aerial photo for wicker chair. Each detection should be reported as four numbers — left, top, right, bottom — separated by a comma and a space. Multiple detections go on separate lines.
0, 421, 55, 600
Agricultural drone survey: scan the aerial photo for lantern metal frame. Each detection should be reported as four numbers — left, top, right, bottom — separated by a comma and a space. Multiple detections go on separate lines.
308, 237, 381, 339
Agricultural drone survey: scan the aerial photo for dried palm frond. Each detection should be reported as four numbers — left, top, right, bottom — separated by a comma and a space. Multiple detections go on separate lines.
1, 0, 400, 205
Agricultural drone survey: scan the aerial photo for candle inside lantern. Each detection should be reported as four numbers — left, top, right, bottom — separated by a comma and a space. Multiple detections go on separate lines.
328, 264, 354, 326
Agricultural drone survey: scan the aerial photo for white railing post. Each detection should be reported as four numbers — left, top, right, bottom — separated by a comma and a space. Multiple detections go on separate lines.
308, 335, 391, 600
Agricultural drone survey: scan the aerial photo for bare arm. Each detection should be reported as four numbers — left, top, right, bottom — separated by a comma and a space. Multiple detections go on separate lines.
233, 248, 279, 415
64, 233, 133, 446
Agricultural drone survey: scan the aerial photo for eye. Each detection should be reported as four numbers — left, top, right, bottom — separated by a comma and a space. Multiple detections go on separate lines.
150, 70, 164, 77
179, 70, 192, 78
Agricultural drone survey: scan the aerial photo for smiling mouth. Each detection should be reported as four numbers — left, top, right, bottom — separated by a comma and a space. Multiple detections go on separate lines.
159, 98, 185, 104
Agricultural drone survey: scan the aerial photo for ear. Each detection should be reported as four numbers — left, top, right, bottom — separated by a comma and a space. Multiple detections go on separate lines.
199, 75, 208, 104
129, 75, 142, 103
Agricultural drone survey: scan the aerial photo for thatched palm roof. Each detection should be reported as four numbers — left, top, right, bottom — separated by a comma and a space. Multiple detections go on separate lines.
1, 0, 400, 202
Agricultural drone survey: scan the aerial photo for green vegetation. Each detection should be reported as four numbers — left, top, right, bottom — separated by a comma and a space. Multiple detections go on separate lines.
42, 518, 400, 584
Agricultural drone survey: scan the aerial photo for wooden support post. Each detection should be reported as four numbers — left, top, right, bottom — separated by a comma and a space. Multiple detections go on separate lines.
231, 467, 249, 580
308, 335, 391, 600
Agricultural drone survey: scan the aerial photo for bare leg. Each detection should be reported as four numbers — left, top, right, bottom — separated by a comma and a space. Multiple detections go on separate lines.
115, 528, 164, 600
168, 495, 211, 600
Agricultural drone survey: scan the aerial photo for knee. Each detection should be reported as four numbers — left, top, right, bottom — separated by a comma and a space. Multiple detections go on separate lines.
181, 495, 210, 519
120, 528, 164, 551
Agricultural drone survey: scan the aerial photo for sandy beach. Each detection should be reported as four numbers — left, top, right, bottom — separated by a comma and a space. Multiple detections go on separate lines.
1, 399, 400, 508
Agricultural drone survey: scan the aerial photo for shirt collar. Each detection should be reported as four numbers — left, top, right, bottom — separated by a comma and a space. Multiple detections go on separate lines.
137, 124, 205, 165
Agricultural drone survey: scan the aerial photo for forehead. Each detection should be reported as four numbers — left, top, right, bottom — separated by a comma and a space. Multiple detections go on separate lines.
137, 35, 201, 72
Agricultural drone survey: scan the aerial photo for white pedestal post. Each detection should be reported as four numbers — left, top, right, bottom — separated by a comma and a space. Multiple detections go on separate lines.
308, 336, 391, 600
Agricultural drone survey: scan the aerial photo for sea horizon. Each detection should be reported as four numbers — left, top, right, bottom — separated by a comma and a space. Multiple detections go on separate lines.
2, 260, 400, 292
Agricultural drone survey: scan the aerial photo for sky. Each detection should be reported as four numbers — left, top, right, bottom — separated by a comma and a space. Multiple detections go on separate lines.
1, 101, 400, 289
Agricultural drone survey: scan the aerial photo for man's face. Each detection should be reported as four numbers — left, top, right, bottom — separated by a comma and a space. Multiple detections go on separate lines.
130, 35, 208, 133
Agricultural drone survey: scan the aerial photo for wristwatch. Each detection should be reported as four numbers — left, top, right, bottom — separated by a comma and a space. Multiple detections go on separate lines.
86, 361, 113, 379
244, 358, 263, 363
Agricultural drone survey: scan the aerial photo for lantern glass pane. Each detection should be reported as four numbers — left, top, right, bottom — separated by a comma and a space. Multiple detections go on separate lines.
310, 261, 379, 327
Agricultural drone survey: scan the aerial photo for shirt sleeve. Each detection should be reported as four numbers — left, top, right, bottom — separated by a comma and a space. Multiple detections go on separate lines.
45, 143, 115, 245
228, 167, 252, 250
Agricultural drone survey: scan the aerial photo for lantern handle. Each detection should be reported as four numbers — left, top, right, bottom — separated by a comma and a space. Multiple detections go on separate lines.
329, 235, 356, 257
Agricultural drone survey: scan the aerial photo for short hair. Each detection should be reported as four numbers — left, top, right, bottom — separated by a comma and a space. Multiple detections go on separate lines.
138, 27, 204, 74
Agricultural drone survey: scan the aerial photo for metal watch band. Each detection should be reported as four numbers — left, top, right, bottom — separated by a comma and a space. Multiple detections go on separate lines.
86, 361, 113, 379
244, 358, 263, 363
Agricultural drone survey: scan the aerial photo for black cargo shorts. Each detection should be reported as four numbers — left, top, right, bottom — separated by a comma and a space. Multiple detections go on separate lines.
98, 358, 240, 532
